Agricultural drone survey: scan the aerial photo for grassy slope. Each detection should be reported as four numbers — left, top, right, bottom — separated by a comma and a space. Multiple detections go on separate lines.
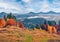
0, 26, 60, 42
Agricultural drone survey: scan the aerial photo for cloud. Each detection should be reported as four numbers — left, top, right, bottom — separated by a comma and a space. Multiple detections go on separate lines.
27, 14, 60, 21
0, 0, 23, 13
27, 15, 51, 19
48, 0, 60, 12
22, 0, 30, 3
0, 0, 60, 14
0, 3, 19, 13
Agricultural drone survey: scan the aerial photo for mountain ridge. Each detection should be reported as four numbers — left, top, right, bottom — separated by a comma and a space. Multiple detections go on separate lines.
27, 11, 60, 14
0, 11, 60, 15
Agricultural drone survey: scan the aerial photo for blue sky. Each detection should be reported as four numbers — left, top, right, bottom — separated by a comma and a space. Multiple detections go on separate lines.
0, 0, 60, 14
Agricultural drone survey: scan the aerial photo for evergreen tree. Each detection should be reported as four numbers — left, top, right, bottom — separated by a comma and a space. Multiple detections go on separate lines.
44, 20, 47, 24
7, 13, 13, 19
4, 15, 7, 21
7, 12, 17, 26
13, 15, 17, 26
35, 24, 40, 29
59, 20, 60, 26
48, 21, 56, 26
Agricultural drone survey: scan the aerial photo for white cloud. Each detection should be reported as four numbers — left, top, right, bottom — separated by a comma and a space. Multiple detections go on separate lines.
0, 2, 19, 10
27, 15, 51, 19
0, 1, 22, 13
22, 0, 31, 3
0, 0, 60, 14
40, 0, 51, 12
50, 0, 60, 12
27, 14, 60, 21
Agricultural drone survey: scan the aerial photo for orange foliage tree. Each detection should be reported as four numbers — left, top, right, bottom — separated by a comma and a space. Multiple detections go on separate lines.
48, 25, 57, 33
0, 19, 6, 28
7, 19, 16, 26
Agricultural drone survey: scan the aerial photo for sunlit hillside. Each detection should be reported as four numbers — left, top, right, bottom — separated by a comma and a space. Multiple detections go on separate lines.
0, 26, 60, 42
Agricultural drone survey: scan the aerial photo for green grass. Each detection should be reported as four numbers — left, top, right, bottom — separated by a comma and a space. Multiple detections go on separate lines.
25, 35, 33, 42
40, 38, 48, 42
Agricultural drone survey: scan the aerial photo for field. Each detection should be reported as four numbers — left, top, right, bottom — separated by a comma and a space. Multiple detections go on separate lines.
0, 26, 60, 42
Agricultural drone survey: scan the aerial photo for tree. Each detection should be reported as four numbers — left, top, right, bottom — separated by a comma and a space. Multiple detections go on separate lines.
4, 15, 7, 21
7, 12, 17, 26
48, 21, 56, 26
7, 13, 12, 19
59, 20, 60, 26
17, 22, 24, 29
44, 19, 47, 24
35, 24, 40, 29
7, 13, 17, 21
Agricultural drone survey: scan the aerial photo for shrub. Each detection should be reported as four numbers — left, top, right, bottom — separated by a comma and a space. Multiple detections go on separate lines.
0, 19, 6, 28
7, 19, 16, 26
17, 22, 24, 29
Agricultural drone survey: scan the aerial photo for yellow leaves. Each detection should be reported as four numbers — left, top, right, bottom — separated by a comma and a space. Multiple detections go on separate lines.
48, 25, 52, 33
48, 25, 57, 33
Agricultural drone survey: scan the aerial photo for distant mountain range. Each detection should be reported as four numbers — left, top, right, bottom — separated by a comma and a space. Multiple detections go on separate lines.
27, 11, 60, 14
0, 12, 7, 18
0, 11, 60, 15
0, 11, 60, 19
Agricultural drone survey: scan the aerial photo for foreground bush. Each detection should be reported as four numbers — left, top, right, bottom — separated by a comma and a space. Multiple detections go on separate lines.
7, 19, 16, 26
0, 19, 6, 28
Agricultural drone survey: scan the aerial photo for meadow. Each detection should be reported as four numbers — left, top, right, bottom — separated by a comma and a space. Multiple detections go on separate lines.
0, 26, 60, 42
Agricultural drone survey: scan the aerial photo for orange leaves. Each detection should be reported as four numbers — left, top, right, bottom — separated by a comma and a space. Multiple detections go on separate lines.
7, 19, 16, 26
0, 19, 6, 28
0, 18, 25, 29
7, 19, 25, 29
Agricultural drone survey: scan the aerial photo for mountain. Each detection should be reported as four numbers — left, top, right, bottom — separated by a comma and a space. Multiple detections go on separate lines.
47, 11, 56, 14
45, 11, 60, 14
0, 12, 7, 18
27, 11, 60, 14
19, 18, 47, 29
40, 11, 56, 14
0, 11, 60, 19
27, 12, 37, 14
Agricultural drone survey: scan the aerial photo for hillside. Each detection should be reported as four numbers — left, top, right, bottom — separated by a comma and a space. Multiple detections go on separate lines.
0, 26, 60, 42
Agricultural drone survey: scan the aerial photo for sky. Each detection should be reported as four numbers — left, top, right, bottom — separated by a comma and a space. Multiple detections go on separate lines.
0, 0, 60, 14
